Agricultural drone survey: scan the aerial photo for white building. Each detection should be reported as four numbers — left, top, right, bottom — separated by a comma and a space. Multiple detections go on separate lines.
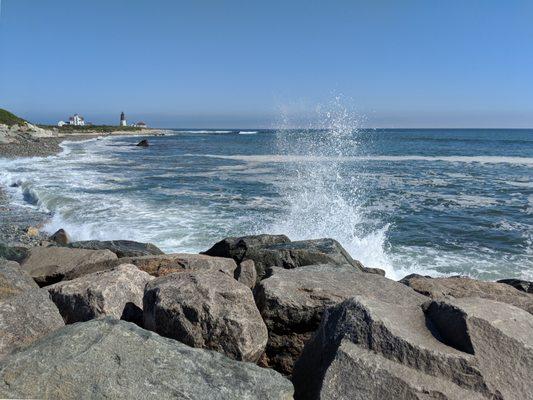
68, 114, 85, 126
133, 121, 148, 128
120, 112, 127, 127
57, 120, 66, 127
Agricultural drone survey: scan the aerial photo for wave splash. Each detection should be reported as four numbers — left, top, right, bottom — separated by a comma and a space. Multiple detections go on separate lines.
264, 97, 395, 277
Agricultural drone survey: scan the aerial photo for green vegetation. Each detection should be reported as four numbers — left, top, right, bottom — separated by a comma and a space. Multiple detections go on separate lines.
0, 109, 27, 126
37, 124, 144, 133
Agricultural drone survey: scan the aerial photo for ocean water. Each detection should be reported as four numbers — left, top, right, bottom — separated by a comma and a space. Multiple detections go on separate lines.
0, 128, 532, 281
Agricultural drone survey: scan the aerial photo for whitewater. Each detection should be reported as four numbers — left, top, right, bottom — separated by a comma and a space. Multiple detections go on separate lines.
0, 126, 531, 281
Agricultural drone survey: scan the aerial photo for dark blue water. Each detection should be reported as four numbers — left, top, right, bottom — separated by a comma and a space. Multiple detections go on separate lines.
1, 128, 531, 280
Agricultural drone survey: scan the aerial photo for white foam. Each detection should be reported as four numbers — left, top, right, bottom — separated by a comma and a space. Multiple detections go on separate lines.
197, 154, 533, 165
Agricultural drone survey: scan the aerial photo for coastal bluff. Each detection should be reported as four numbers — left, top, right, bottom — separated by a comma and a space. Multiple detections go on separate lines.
0, 233, 532, 399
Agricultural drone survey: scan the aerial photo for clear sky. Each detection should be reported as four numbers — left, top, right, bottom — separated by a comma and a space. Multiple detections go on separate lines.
1, 0, 532, 128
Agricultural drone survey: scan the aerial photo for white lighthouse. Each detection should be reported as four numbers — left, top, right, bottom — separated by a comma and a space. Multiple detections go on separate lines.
120, 111, 127, 127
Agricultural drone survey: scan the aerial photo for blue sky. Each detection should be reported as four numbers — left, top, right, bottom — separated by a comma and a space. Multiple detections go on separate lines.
1, 0, 532, 128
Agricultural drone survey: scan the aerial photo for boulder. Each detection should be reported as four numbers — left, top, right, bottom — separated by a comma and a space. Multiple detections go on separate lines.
203, 234, 365, 281
255, 264, 426, 375
0, 243, 28, 263
49, 228, 69, 245
401, 275, 533, 314
293, 296, 488, 400
47, 264, 154, 325
0, 259, 38, 300
293, 292, 533, 400
68, 239, 163, 258
144, 270, 267, 362
20, 246, 118, 286
64, 253, 238, 281
0, 318, 293, 399
0, 289, 64, 358
235, 259, 257, 288
136, 139, 149, 147
497, 278, 533, 294
424, 298, 533, 400
202, 234, 291, 262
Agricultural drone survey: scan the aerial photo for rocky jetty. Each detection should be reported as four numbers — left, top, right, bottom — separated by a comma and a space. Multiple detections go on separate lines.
0, 231, 532, 399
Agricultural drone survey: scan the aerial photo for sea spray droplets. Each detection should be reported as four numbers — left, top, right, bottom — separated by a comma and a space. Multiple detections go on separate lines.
268, 98, 395, 277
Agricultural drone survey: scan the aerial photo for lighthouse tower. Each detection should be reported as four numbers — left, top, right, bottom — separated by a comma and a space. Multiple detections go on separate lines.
120, 112, 127, 127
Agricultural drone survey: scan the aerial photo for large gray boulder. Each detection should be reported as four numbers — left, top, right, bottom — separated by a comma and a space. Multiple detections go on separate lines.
20, 246, 117, 286
203, 234, 367, 281
0, 318, 293, 399
401, 275, 533, 314
202, 234, 291, 262
0, 289, 64, 358
144, 270, 268, 362
256, 265, 426, 375
64, 253, 237, 281
47, 264, 154, 325
0, 259, 38, 300
293, 294, 533, 400
68, 239, 164, 258
424, 298, 533, 400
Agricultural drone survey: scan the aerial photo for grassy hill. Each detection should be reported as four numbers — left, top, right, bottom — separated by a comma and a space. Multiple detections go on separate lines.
0, 109, 27, 126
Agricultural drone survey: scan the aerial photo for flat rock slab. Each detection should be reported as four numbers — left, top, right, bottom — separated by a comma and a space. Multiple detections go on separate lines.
0, 259, 37, 300
0, 318, 293, 400
65, 253, 237, 281
68, 240, 164, 258
20, 247, 117, 286
256, 265, 427, 375
144, 270, 268, 362
401, 275, 533, 314
0, 289, 64, 358
47, 264, 154, 324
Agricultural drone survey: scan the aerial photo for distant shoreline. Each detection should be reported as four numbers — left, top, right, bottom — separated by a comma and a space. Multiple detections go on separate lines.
0, 128, 164, 159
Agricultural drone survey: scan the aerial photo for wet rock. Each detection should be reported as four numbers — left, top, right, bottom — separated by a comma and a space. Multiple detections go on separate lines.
256, 264, 426, 376
144, 270, 267, 362
235, 259, 257, 288
0, 318, 293, 399
47, 264, 154, 324
64, 253, 238, 281
497, 278, 533, 293
68, 239, 163, 258
424, 297, 533, 400
401, 275, 533, 314
0, 289, 64, 358
203, 234, 365, 281
136, 139, 149, 147
0, 259, 37, 300
202, 234, 291, 263
49, 228, 69, 245
20, 246, 118, 286
0, 243, 29, 263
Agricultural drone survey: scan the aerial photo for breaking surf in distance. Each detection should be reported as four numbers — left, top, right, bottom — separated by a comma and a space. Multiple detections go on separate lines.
0, 98, 531, 281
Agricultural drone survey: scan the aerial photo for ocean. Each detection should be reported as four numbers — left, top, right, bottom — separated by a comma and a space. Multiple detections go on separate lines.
0, 128, 532, 281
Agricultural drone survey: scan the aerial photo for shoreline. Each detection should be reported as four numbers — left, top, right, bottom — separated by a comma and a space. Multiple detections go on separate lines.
0, 128, 164, 159
0, 129, 165, 246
